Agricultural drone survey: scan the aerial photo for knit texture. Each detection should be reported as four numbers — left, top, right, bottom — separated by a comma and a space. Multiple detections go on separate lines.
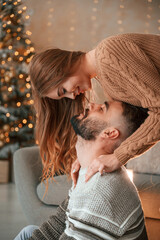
29, 197, 68, 240
95, 33, 160, 164
65, 167, 145, 240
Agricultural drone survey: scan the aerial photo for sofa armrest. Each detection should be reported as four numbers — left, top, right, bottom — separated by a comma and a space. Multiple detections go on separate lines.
13, 146, 58, 225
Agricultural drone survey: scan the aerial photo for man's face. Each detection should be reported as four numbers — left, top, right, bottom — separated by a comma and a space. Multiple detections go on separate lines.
70, 101, 123, 140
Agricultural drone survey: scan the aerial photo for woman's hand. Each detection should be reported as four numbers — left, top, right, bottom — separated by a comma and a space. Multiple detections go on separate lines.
71, 158, 81, 187
85, 153, 122, 182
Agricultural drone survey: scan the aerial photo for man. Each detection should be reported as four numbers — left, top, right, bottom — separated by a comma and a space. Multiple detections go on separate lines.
15, 101, 148, 240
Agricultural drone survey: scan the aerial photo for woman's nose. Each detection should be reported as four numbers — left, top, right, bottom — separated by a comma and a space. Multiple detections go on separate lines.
88, 103, 100, 111
68, 92, 76, 99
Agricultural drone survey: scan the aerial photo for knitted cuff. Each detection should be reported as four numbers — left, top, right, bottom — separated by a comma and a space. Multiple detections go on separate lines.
114, 148, 131, 165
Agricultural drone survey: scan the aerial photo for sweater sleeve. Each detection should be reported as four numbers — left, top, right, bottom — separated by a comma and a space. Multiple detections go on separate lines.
28, 197, 69, 240
96, 34, 160, 165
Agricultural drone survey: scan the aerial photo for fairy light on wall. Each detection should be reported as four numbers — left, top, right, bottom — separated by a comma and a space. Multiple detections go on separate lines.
90, 0, 99, 48
117, 0, 125, 33
68, 0, 76, 50
47, 0, 54, 44
144, 0, 153, 34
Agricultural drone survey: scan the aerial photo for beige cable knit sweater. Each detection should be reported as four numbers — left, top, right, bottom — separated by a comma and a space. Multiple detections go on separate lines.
95, 33, 160, 165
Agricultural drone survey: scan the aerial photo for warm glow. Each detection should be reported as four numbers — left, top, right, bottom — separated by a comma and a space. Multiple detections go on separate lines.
8, 45, 13, 49
6, 113, 10, 117
17, 102, 21, 107
28, 123, 33, 128
26, 93, 30, 98
19, 74, 23, 78
8, 87, 12, 92
15, 51, 19, 56
23, 119, 27, 124
126, 169, 133, 182
19, 57, 24, 61
25, 39, 31, 44
15, 127, 19, 132
26, 83, 31, 89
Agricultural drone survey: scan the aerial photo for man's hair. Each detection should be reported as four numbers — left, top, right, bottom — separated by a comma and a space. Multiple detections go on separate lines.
122, 102, 149, 137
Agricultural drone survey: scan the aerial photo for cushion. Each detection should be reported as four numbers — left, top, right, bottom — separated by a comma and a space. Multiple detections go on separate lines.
133, 172, 160, 220
127, 142, 160, 175
37, 175, 72, 205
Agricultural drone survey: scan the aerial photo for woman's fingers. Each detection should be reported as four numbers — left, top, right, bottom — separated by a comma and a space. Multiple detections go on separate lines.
85, 154, 121, 182
85, 158, 101, 182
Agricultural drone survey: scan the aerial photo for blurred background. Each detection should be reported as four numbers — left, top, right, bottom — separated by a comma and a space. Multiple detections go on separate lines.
0, 0, 160, 239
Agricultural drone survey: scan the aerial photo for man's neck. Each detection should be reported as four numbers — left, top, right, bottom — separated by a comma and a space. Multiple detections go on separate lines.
76, 136, 111, 168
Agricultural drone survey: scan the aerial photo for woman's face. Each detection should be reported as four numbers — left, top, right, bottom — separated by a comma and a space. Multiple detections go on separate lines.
46, 72, 91, 100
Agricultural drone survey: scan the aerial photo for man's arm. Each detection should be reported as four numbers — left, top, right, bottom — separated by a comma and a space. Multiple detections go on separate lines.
28, 197, 69, 240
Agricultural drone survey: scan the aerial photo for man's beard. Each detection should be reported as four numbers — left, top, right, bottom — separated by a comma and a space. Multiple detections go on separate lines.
70, 109, 107, 141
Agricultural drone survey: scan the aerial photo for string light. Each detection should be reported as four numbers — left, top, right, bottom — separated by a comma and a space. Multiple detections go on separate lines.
26, 83, 31, 89
22, 119, 27, 124
6, 137, 10, 143
15, 127, 19, 132
23, 6, 27, 10
25, 15, 30, 20
19, 56, 24, 61
8, 45, 12, 49
68, 0, 77, 49
26, 30, 32, 36
26, 93, 31, 98
10, 14, 14, 18
28, 123, 33, 128
6, 113, 10, 117
118, 0, 125, 33
8, 87, 13, 92
90, 0, 100, 47
17, 102, 21, 107
17, 36, 21, 40
25, 39, 31, 44
19, 74, 23, 78
145, 0, 153, 33
14, 51, 19, 56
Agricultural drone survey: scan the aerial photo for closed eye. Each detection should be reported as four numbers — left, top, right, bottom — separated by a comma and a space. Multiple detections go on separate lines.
62, 88, 67, 95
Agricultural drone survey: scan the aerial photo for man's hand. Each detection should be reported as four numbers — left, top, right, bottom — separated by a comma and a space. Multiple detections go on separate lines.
71, 158, 81, 187
85, 153, 122, 182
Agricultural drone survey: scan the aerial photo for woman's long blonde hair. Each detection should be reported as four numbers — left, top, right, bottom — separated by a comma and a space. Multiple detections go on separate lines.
30, 49, 86, 183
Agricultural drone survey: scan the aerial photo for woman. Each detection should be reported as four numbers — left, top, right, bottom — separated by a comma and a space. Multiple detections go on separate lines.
30, 33, 160, 185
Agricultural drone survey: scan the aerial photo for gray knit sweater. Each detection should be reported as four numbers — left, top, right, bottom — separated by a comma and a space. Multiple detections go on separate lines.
29, 167, 147, 240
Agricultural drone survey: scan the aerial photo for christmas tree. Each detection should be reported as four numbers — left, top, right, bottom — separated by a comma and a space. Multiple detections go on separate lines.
0, 0, 35, 159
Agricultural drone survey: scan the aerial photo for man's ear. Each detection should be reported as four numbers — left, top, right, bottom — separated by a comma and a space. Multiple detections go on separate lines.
101, 127, 120, 139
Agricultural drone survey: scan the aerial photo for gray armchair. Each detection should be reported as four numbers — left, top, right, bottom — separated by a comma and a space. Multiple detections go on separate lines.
13, 146, 71, 226
14, 146, 160, 240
